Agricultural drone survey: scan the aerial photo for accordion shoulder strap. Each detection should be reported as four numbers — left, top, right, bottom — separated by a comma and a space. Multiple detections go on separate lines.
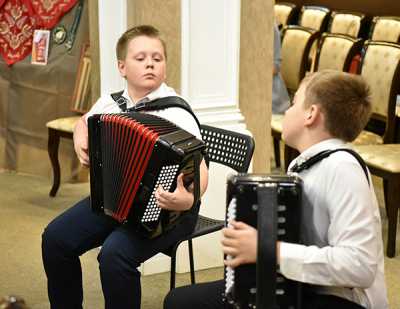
110, 91, 201, 131
290, 148, 369, 185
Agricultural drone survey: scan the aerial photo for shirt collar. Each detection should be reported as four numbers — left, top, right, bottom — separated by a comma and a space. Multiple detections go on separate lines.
288, 138, 347, 172
121, 83, 173, 108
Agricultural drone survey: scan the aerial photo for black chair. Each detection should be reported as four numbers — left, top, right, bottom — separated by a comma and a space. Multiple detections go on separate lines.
163, 124, 255, 290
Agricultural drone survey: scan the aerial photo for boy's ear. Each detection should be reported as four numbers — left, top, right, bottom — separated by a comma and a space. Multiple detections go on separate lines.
117, 60, 126, 78
304, 104, 321, 127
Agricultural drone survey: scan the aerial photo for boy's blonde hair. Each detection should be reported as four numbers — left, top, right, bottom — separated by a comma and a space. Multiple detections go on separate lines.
302, 70, 371, 142
116, 25, 167, 61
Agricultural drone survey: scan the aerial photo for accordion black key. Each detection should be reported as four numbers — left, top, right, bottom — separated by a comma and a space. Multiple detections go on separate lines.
224, 174, 303, 309
88, 112, 205, 238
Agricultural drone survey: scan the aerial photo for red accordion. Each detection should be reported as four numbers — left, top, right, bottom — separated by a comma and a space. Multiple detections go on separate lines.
88, 112, 205, 237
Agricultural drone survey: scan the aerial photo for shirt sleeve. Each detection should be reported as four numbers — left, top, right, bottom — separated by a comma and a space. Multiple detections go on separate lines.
279, 159, 379, 288
84, 95, 118, 123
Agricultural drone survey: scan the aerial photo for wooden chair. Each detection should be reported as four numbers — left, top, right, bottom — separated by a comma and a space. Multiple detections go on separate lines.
163, 124, 255, 289
274, 2, 297, 28
272, 25, 319, 169
352, 144, 400, 257
47, 44, 91, 196
47, 116, 82, 196
327, 10, 367, 38
314, 33, 363, 72
353, 41, 400, 146
369, 16, 400, 43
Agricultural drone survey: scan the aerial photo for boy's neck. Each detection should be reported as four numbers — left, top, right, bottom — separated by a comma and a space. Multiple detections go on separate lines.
127, 85, 159, 103
297, 131, 333, 153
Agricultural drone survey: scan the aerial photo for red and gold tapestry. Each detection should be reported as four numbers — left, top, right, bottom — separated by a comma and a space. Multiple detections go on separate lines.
0, 0, 78, 65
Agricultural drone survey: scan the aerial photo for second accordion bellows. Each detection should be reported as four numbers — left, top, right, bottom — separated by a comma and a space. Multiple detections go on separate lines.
88, 112, 205, 238
224, 174, 303, 309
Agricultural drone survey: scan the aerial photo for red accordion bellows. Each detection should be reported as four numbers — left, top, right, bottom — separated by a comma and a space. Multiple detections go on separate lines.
88, 112, 205, 238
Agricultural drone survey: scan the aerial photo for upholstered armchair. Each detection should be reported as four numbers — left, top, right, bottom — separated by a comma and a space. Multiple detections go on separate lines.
370, 16, 400, 42
298, 5, 330, 31
274, 2, 297, 28
352, 144, 400, 257
272, 25, 319, 169
314, 33, 363, 72
353, 41, 400, 146
298, 5, 331, 72
350, 41, 400, 257
328, 11, 366, 38
280, 26, 320, 94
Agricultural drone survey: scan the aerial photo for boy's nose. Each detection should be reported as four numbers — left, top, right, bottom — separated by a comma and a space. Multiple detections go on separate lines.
145, 57, 154, 68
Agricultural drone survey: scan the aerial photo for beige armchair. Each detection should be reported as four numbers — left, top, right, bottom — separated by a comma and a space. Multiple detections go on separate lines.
298, 5, 330, 32
351, 41, 400, 257
272, 25, 319, 169
328, 10, 366, 38
274, 2, 297, 28
352, 144, 400, 257
370, 16, 400, 43
353, 41, 400, 146
314, 33, 363, 72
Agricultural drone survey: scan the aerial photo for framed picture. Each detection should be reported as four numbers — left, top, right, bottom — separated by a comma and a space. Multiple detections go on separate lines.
70, 43, 92, 114
31, 30, 50, 65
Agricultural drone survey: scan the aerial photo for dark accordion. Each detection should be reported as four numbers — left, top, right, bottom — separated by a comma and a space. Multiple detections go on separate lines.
88, 112, 205, 238
224, 174, 303, 309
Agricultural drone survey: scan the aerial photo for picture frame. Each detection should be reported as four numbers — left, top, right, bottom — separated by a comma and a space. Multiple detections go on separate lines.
31, 30, 51, 65
70, 43, 92, 114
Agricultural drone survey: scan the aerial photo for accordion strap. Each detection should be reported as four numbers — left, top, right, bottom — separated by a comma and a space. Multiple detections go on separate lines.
110, 91, 201, 131
290, 148, 369, 185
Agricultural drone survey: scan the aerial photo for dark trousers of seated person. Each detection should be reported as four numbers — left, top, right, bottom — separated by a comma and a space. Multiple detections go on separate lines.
164, 279, 366, 309
42, 196, 198, 309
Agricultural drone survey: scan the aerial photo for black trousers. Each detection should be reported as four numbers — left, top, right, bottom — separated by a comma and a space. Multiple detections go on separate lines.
42, 196, 198, 309
164, 280, 366, 309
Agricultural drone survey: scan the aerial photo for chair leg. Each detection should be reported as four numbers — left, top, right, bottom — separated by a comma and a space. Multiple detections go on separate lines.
188, 239, 195, 284
383, 179, 389, 218
273, 137, 281, 168
170, 246, 178, 290
385, 177, 400, 258
48, 128, 61, 197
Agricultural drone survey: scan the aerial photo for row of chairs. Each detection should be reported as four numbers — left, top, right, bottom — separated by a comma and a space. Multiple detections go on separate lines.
271, 23, 400, 257
275, 2, 400, 42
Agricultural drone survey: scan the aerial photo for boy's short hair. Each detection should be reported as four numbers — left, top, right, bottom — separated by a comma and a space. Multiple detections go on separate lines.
302, 70, 371, 142
116, 25, 167, 61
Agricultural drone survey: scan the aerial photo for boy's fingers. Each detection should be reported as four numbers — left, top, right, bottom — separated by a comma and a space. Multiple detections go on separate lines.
222, 227, 239, 238
221, 238, 237, 247
230, 221, 249, 229
222, 246, 238, 256
224, 257, 241, 268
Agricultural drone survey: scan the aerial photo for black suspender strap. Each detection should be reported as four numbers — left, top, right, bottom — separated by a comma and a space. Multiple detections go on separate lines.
290, 148, 370, 185
110, 90, 127, 111
110, 92, 201, 131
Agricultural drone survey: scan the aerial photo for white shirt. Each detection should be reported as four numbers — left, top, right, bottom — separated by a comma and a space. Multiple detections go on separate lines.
279, 139, 388, 309
85, 83, 201, 140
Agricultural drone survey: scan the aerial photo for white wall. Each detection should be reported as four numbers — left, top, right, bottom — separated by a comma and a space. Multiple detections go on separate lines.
98, 0, 127, 95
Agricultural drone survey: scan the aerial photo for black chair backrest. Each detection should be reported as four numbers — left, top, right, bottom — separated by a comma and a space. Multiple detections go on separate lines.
200, 124, 255, 173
